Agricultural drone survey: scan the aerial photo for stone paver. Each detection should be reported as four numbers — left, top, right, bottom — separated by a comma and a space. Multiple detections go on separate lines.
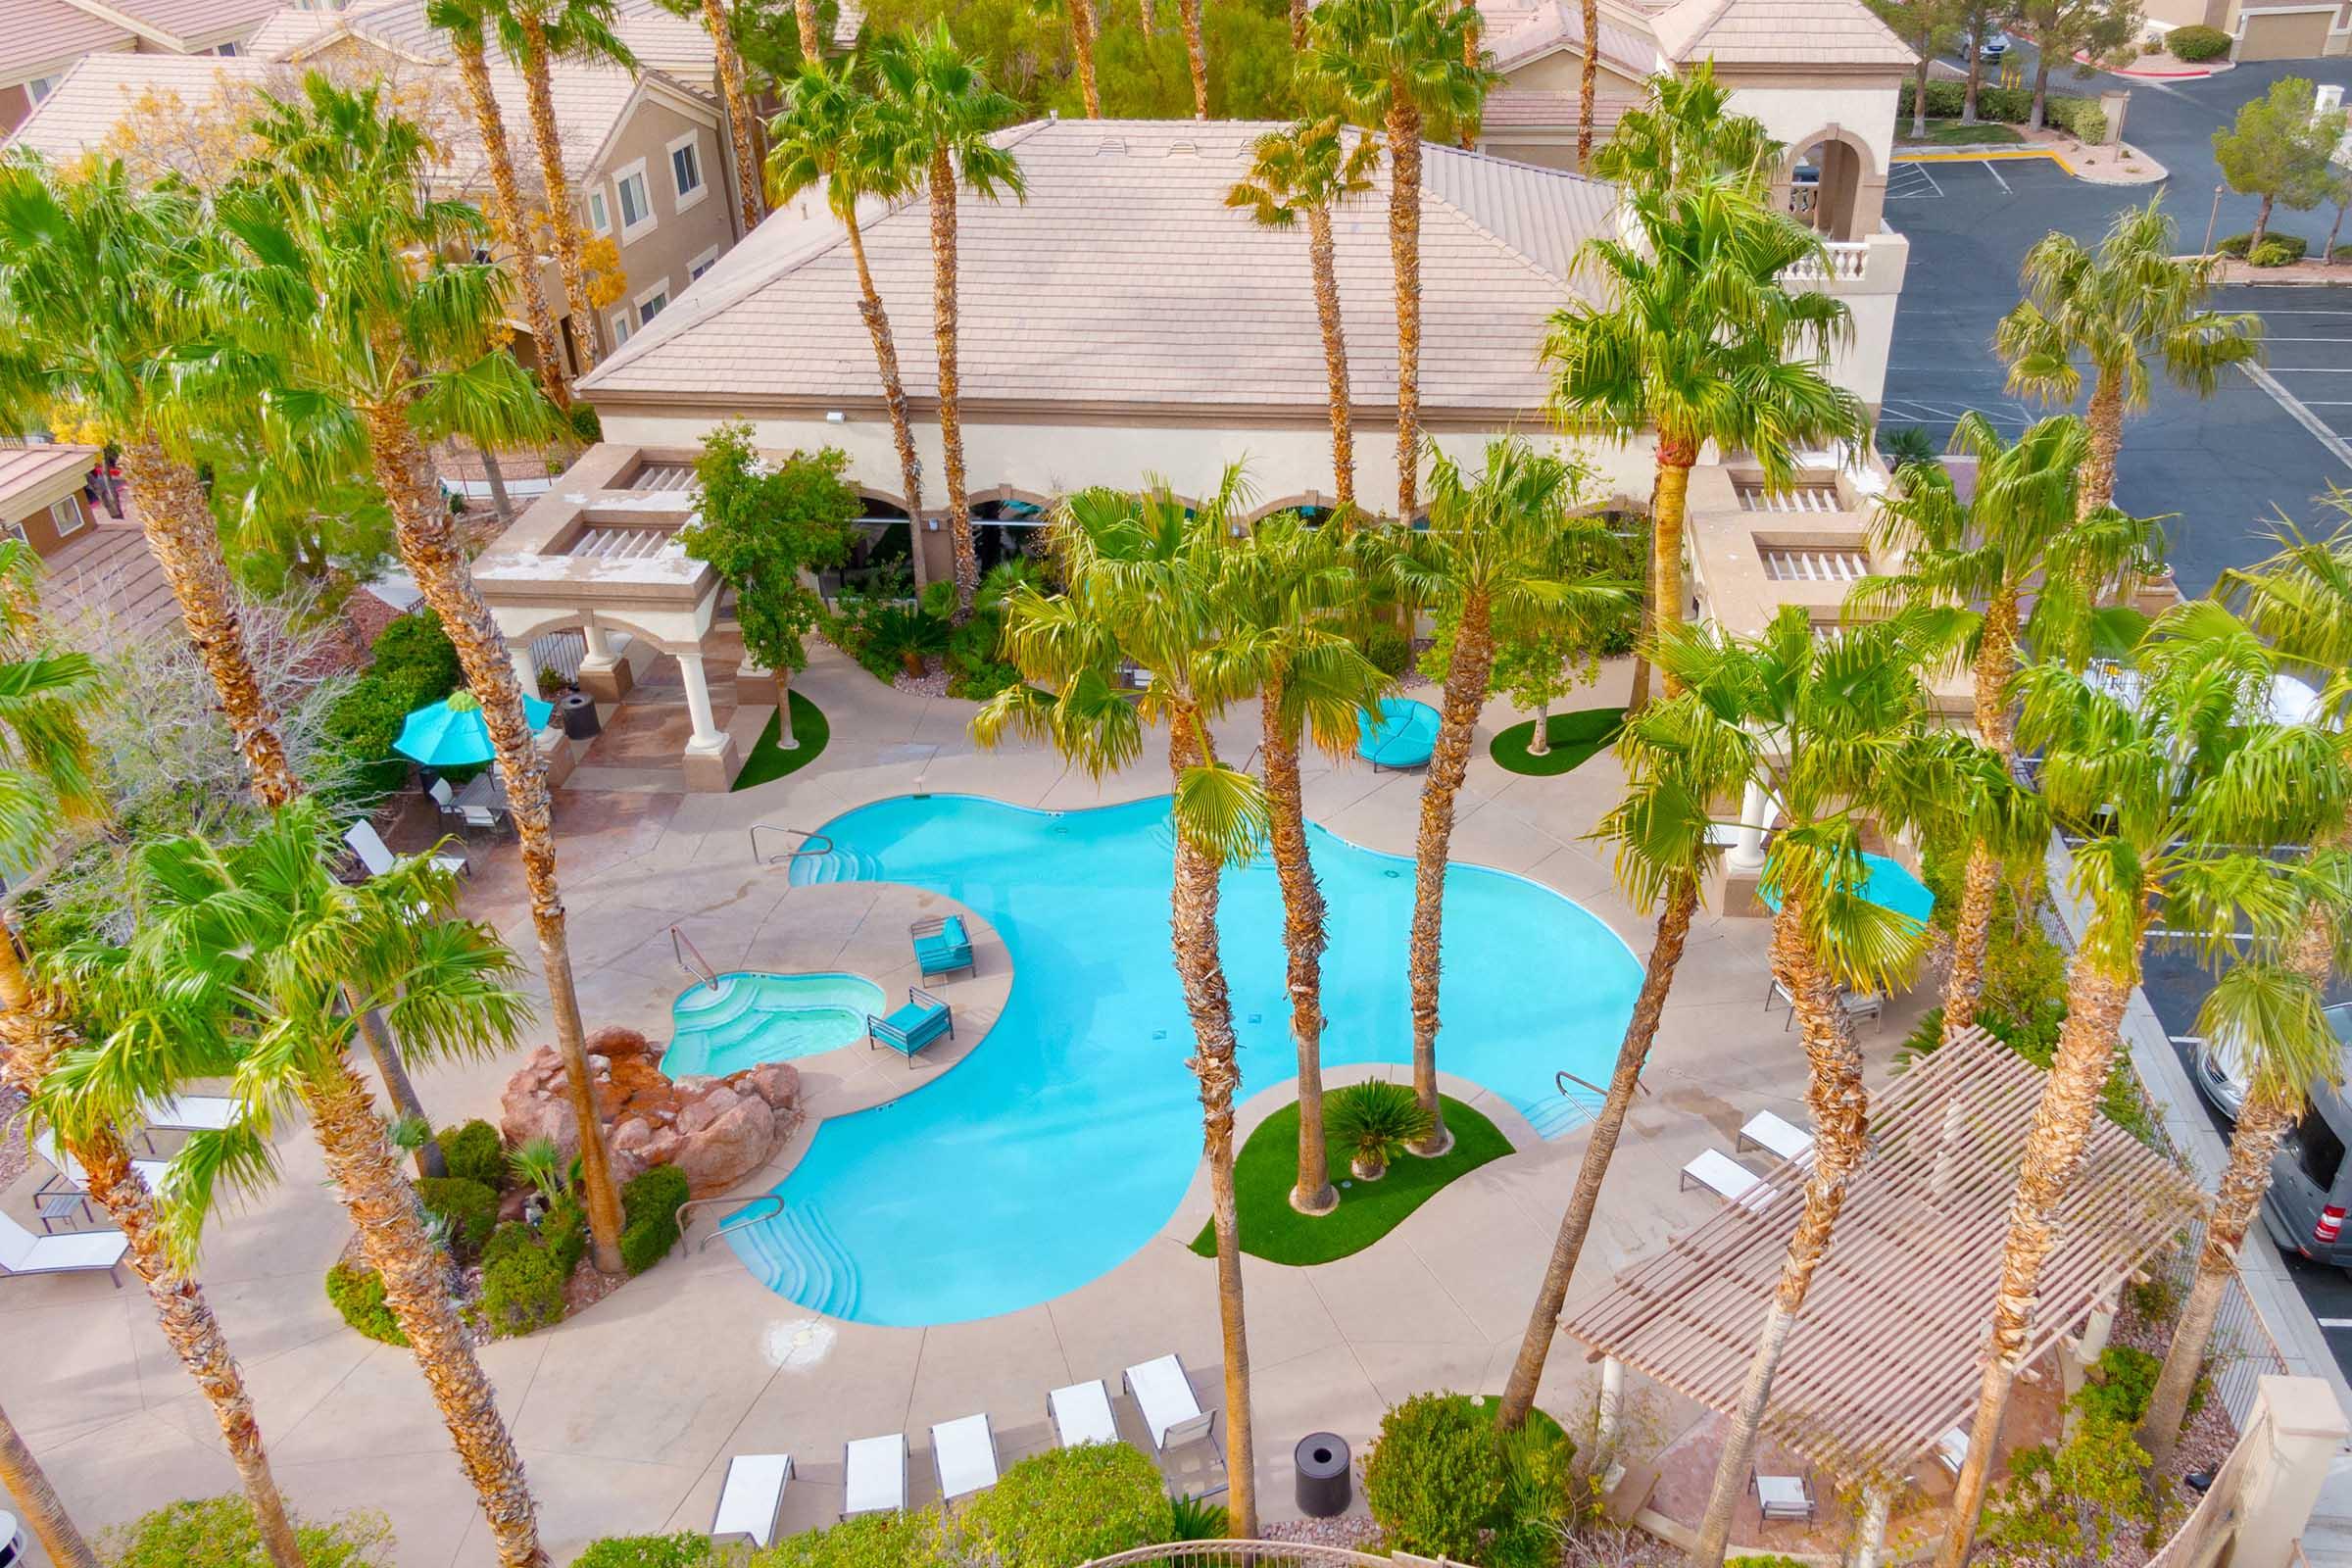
0, 647, 1935, 1565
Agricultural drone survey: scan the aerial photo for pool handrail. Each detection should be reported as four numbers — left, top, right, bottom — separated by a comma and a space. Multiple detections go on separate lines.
1555, 1066, 1642, 1121
749, 823, 835, 866
687, 1192, 786, 1253
670, 925, 722, 994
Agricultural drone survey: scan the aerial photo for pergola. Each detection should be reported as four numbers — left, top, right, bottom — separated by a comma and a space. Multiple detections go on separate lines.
1562, 1027, 2206, 1544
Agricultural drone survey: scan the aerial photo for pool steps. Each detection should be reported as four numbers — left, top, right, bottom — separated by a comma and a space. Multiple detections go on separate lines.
730, 1202, 861, 1320
791, 848, 888, 885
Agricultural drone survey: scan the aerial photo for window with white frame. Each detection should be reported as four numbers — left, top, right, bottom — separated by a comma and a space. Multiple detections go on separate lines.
585, 185, 612, 237
214, 40, 240, 56
47, 496, 85, 539
666, 132, 706, 211
25, 74, 60, 104
635, 280, 669, 326
688, 246, 719, 280
612, 161, 655, 239
610, 310, 634, 347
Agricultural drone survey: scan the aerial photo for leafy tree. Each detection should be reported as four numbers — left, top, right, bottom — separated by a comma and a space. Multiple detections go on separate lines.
679, 425, 857, 746
2014, 0, 2138, 129
100, 1495, 393, 1568
1952, 0, 2014, 124
1981, 1414, 2161, 1562
2214, 76, 2347, 253
1871, 0, 1962, 138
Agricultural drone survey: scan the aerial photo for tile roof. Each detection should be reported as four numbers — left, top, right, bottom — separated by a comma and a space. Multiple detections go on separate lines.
240, 5, 343, 59
1483, 0, 1655, 78
0, 444, 99, 516
56, 0, 285, 50
1481, 85, 1641, 137
581, 119, 1615, 417
272, 0, 717, 88
1650, 0, 1914, 66
0, 0, 135, 83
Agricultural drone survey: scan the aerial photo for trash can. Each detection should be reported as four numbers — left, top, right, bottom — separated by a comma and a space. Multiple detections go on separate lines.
1295, 1431, 1350, 1518
559, 691, 601, 740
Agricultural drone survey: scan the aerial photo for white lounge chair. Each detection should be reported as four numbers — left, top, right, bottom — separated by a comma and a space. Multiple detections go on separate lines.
930, 1413, 1000, 1501
134, 1095, 236, 1154
1936, 1426, 1969, 1475
1680, 1150, 1777, 1212
1751, 1469, 1814, 1522
1765, 981, 1884, 1033
1048, 1380, 1119, 1448
344, 819, 466, 880
842, 1433, 906, 1518
1123, 1354, 1205, 1454
0, 1208, 126, 1286
1737, 1111, 1814, 1166
710, 1453, 793, 1547
32, 1130, 172, 1195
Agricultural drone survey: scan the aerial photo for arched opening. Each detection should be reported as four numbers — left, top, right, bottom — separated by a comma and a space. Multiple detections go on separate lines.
1783, 131, 1873, 242
841, 491, 913, 593
969, 492, 1054, 574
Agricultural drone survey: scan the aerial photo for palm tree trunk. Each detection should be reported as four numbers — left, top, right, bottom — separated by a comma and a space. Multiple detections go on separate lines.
1690, 891, 1869, 1566
1650, 438, 1695, 694
1167, 711, 1257, 1538
1179, 0, 1208, 118
518, 17, 598, 377
356, 1004, 446, 1180
1071, 0, 1102, 118
0, 1396, 98, 1568
361, 399, 626, 1276
794, 0, 821, 56
1943, 590, 2018, 1045
1498, 878, 1698, 1429
704, 0, 766, 232
1140, 0, 1156, 32
1457, 0, 1480, 150
1306, 204, 1355, 513
1289, 0, 1307, 47
1934, 956, 2137, 1568
0, 943, 308, 1568
929, 150, 980, 622
1386, 90, 1424, 526
1261, 674, 1335, 1216
1576, 0, 1598, 169
304, 1056, 547, 1567
452, 25, 570, 410
2081, 372, 2124, 518
1405, 591, 1494, 1157
481, 449, 514, 522
120, 433, 302, 807
841, 209, 928, 593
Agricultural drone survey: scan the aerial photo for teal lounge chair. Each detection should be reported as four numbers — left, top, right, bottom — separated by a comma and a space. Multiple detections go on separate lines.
1357, 698, 1440, 771
869, 986, 954, 1067
911, 914, 974, 978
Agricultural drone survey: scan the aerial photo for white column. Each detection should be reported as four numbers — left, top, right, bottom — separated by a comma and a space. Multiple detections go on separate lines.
1728, 779, 1770, 871
509, 643, 538, 710
1594, 1356, 1626, 1467
581, 620, 612, 662
678, 652, 722, 750
1850, 1485, 1892, 1568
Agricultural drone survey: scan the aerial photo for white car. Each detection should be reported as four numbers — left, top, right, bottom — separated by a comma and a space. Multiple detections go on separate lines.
2194, 1003, 2352, 1122
1972, 28, 2013, 59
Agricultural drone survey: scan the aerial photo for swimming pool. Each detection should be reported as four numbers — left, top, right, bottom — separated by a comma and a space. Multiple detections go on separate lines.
725, 794, 1641, 1326
664, 971, 886, 1077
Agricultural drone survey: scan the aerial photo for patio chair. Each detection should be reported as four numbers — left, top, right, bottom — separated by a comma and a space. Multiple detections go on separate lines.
1765, 981, 1884, 1034
868, 987, 954, 1068
0, 1208, 125, 1287
910, 915, 975, 980
344, 819, 466, 880
842, 1433, 907, 1518
1935, 1426, 1970, 1475
1123, 1354, 1227, 1497
1048, 1379, 1119, 1448
1736, 1111, 1814, 1166
134, 1095, 236, 1154
1750, 1469, 1815, 1523
426, 777, 461, 824
931, 1413, 1000, 1501
460, 804, 501, 834
32, 1130, 172, 1199
710, 1453, 794, 1548
1680, 1150, 1777, 1212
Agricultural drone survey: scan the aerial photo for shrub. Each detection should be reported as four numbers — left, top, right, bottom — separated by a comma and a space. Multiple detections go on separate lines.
100, 1495, 394, 1568
324, 1261, 407, 1347
2252, 239, 2301, 268
415, 1176, 500, 1261
1879, 424, 1938, 468
542, 1194, 589, 1277
2169, 23, 2231, 58
750, 1507, 958, 1568
1895, 80, 2105, 143
1327, 1079, 1436, 1179
1164, 1495, 1229, 1541
573, 1536, 716, 1568
369, 609, 463, 707
323, 674, 412, 760
478, 1242, 567, 1336
957, 1443, 1169, 1566
620, 1163, 691, 1274
1359, 623, 1412, 678
2074, 1345, 2164, 1427
437, 1118, 507, 1189
570, 403, 605, 443
2048, 96, 2108, 145
1365, 1393, 1522, 1564
1983, 1415, 2160, 1559
482, 1219, 537, 1269
2220, 231, 2310, 262
865, 605, 952, 677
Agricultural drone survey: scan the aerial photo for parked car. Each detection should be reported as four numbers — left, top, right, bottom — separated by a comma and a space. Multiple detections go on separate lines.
2258, 1004, 2352, 1269
2192, 1032, 2252, 1120
1968, 27, 2013, 59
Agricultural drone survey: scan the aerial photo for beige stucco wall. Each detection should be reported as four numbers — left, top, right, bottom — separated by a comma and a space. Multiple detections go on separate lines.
582, 91, 738, 358
1723, 79, 1903, 190
1500, 47, 1646, 93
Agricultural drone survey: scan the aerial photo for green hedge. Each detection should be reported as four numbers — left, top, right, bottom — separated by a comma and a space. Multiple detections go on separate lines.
752, 1509, 958, 1568
574, 1536, 716, 1568
957, 1444, 1170, 1566
100, 1495, 394, 1568
1898, 81, 2108, 144
620, 1163, 690, 1274
2169, 23, 2231, 58
415, 1176, 500, 1262
436, 1119, 506, 1188
1362, 1393, 1577, 1568
324, 1261, 407, 1347
2220, 231, 2310, 264
478, 1243, 567, 1336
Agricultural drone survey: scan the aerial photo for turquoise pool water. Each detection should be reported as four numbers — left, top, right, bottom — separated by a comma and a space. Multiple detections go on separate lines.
665, 971, 886, 1077
726, 794, 1642, 1327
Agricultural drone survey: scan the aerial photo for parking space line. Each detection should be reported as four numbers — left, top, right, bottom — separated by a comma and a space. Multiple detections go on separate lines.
1980, 159, 2010, 194
2242, 362, 2352, 471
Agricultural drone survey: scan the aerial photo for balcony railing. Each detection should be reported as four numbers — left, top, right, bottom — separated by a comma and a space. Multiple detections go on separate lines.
1783, 240, 1872, 281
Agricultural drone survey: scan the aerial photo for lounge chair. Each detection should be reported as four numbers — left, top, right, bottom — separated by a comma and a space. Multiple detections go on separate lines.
1048, 1380, 1118, 1448
1750, 1469, 1815, 1523
1123, 1355, 1225, 1497
1680, 1150, 1777, 1212
1764, 980, 1884, 1033
135, 1096, 236, 1155
1736, 1111, 1814, 1166
32, 1131, 172, 1197
345, 819, 466, 880
842, 1433, 907, 1518
911, 915, 975, 980
710, 1453, 794, 1547
868, 987, 953, 1068
0, 1208, 125, 1286
1935, 1426, 1970, 1475
931, 1413, 1000, 1501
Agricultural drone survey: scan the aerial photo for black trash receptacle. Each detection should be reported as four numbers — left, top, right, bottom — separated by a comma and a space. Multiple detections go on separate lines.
559, 691, 601, 740
1295, 1431, 1350, 1518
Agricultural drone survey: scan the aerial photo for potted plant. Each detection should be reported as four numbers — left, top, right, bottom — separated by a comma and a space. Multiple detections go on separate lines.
1328, 1080, 1436, 1182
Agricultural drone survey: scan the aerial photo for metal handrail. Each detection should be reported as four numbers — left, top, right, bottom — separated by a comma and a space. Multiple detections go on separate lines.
684, 1192, 785, 1251
669, 924, 721, 993
1557, 1067, 1642, 1106
749, 823, 835, 866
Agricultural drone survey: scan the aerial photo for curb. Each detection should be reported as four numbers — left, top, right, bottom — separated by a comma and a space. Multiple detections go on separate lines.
2078, 49, 2225, 78
1894, 146, 2080, 173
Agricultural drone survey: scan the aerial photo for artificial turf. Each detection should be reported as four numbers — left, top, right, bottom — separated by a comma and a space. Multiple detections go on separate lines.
730, 691, 830, 790
1488, 707, 1626, 778
1189, 1095, 1513, 1266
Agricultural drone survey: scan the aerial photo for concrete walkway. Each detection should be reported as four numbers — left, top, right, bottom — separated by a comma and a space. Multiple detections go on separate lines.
0, 648, 1934, 1565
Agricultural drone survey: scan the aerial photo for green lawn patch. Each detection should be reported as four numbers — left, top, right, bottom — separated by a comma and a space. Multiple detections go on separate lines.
731, 691, 829, 790
1190, 1095, 1513, 1266
1489, 707, 1625, 778
1905, 120, 2026, 146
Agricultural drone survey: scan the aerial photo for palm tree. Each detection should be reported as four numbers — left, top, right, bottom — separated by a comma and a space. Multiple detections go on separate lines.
1650, 609, 1934, 1565
1586, 63, 1775, 198
869, 24, 1026, 622
0, 1398, 97, 1568
1996, 199, 2264, 518
482, 0, 638, 377
1384, 439, 1631, 1152
40, 798, 548, 1568
1302, 0, 1490, 525
1228, 118, 1380, 518
1547, 102, 1864, 715
702, 0, 769, 230
1572, 0, 1598, 167
1932, 613, 2347, 1568
1851, 413, 2159, 1043
1038, 0, 1102, 116
211, 77, 626, 1282
1219, 512, 1389, 1214
428, 0, 573, 411
1178, 0, 1210, 116
974, 471, 1269, 1537
1495, 685, 1744, 1430
767, 63, 929, 591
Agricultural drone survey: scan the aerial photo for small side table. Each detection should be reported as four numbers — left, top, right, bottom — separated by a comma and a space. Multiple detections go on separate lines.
36, 1190, 92, 1234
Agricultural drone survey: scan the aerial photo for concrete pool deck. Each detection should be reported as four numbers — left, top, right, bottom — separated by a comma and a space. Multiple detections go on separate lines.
0, 647, 1936, 1565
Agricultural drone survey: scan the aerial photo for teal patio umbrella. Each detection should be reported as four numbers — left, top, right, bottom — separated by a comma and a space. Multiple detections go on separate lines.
393, 689, 555, 768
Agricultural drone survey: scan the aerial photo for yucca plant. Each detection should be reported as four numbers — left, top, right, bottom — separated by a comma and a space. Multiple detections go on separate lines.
508, 1136, 566, 1211
868, 605, 952, 677
1327, 1079, 1435, 1180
